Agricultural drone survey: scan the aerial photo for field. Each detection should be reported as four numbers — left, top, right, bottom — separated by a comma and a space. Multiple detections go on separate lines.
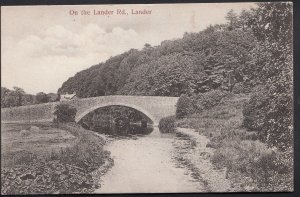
1, 122, 113, 194
1, 123, 77, 167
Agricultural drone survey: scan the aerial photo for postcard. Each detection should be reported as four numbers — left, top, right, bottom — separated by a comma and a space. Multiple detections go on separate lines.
1, 2, 293, 194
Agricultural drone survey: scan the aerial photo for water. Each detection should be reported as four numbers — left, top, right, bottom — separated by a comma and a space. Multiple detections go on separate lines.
82, 122, 154, 138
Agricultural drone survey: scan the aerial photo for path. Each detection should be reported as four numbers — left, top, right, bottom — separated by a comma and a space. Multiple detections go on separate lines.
94, 127, 204, 193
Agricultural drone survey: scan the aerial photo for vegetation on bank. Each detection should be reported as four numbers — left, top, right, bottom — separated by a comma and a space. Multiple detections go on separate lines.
158, 116, 176, 133
177, 94, 292, 191
1, 122, 113, 194
176, 90, 230, 119
172, 2, 293, 192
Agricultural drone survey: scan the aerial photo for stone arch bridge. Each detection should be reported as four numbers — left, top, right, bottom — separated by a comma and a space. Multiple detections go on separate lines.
1, 96, 179, 126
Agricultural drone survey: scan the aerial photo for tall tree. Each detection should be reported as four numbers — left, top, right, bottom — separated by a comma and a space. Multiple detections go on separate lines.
225, 9, 239, 29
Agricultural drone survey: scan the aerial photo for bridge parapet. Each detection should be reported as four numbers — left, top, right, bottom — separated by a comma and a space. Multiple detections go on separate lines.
1, 95, 179, 126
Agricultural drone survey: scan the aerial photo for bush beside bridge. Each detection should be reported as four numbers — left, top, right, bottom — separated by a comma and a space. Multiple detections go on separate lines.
158, 116, 176, 133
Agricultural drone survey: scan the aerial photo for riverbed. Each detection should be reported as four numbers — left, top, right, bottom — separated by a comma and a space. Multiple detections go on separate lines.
94, 127, 204, 193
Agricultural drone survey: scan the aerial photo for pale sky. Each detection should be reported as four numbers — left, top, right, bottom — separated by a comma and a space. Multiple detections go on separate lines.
1, 3, 255, 94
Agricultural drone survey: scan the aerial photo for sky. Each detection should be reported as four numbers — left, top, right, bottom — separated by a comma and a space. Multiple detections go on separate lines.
1, 3, 255, 94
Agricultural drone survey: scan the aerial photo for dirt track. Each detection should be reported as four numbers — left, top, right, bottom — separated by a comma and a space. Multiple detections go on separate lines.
95, 127, 204, 193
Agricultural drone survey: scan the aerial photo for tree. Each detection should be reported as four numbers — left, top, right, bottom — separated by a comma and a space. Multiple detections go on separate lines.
249, 2, 292, 44
238, 9, 252, 31
13, 87, 25, 106
225, 9, 239, 30
53, 103, 77, 123
35, 92, 50, 104
243, 2, 293, 151
1, 87, 10, 108
143, 43, 152, 49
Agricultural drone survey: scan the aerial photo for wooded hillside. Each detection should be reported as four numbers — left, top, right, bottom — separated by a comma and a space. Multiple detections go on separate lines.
58, 10, 258, 97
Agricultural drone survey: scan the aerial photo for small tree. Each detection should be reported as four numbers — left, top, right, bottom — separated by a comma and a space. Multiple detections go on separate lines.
54, 103, 77, 123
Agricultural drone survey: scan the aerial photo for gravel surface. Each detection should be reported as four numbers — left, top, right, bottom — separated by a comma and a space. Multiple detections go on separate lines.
174, 127, 231, 192
95, 127, 204, 193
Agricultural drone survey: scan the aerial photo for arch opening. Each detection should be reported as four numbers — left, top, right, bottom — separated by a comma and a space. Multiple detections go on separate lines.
76, 102, 156, 125
76, 103, 156, 136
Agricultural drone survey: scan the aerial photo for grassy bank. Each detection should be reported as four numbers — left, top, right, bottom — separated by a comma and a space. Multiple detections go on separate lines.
176, 94, 293, 192
1, 122, 113, 194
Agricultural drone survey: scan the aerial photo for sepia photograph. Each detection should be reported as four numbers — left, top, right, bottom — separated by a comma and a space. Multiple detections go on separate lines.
1, 2, 293, 194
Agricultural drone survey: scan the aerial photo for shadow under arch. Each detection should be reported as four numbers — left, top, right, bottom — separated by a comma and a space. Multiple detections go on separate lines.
75, 101, 157, 126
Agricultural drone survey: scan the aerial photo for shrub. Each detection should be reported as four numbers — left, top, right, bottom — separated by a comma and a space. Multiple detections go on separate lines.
158, 116, 176, 133
176, 90, 229, 119
242, 86, 268, 132
53, 103, 77, 123
193, 90, 229, 111
176, 94, 195, 119
243, 85, 293, 151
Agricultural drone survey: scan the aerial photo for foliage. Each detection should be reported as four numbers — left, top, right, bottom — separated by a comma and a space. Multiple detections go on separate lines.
58, 20, 256, 97
176, 94, 195, 119
211, 140, 293, 191
242, 2, 293, 151
54, 103, 77, 123
1, 87, 26, 108
192, 90, 230, 112
177, 94, 293, 192
158, 116, 176, 133
242, 86, 269, 132
1, 87, 57, 108
1, 161, 95, 194
176, 90, 229, 119
225, 9, 239, 30
35, 92, 50, 104
52, 123, 111, 172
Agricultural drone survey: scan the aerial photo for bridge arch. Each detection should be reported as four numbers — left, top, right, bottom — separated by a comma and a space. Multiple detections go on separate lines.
75, 101, 157, 125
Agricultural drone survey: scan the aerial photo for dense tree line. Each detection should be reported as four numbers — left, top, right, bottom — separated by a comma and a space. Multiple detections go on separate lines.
59, 4, 291, 101
58, 10, 257, 97
1, 87, 58, 108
